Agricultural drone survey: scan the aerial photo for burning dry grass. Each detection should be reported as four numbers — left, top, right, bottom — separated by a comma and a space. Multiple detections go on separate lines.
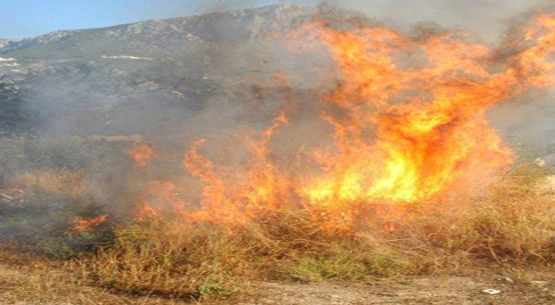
0, 139, 553, 301
0, 7, 553, 303
72, 167, 555, 300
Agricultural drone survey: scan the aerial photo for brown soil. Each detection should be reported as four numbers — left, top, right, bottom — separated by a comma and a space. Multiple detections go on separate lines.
232, 271, 555, 305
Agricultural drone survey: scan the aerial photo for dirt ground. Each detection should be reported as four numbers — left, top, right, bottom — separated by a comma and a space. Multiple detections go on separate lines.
234, 272, 555, 305
0, 251, 553, 305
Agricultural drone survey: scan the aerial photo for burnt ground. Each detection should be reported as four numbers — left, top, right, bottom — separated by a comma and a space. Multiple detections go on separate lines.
0, 250, 553, 305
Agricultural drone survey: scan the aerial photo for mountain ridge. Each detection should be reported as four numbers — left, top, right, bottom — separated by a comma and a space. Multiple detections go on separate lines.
0, 4, 312, 59
0, 4, 321, 135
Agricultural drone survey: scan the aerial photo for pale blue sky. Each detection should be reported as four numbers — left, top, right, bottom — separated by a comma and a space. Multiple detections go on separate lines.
0, 0, 544, 40
0, 0, 319, 39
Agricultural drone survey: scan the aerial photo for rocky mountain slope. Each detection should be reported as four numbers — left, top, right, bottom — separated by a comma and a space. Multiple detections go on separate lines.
0, 5, 319, 135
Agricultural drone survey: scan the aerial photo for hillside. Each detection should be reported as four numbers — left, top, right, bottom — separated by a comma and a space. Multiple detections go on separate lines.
0, 4, 318, 135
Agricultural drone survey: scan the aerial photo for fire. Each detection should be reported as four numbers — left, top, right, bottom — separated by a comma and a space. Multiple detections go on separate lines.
134, 181, 185, 222
127, 142, 156, 168
135, 199, 162, 222
133, 12, 554, 226
299, 12, 553, 203
182, 108, 293, 223
305, 29, 510, 202
73, 214, 108, 232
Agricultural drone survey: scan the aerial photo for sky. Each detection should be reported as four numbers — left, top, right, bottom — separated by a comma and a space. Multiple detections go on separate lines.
0, 0, 318, 39
0, 0, 548, 40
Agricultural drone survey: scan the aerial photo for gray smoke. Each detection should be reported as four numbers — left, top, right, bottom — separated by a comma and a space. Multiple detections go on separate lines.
322, 0, 553, 42
1, 0, 554, 218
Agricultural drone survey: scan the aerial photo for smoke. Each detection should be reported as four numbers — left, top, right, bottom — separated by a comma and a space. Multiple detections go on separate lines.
1, 0, 553, 219
317, 1, 555, 153
322, 0, 553, 42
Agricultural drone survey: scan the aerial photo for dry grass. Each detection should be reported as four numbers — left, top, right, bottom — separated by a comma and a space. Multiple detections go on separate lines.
6, 169, 87, 197
70, 166, 555, 301
0, 135, 552, 300
0, 246, 192, 305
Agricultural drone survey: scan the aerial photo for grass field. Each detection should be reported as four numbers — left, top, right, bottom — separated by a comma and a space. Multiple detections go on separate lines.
0, 137, 554, 303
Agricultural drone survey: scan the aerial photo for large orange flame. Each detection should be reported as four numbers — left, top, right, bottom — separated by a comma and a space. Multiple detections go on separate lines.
298, 13, 554, 203
135, 12, 554, 226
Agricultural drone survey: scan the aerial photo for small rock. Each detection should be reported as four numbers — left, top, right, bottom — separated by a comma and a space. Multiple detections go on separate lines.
0, 194, 14, 201
542, 230, 555, 239
530, 281, 548, 287
535, 158, 546, 167
482, 289, 502, 295
500, 277, 515, 284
